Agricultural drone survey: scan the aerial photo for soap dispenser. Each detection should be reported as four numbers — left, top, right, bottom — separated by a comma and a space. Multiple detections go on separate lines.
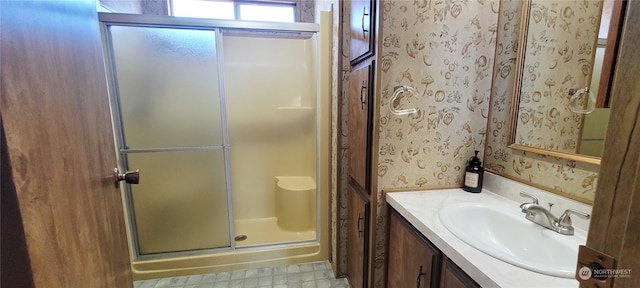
463, 150, 484, 193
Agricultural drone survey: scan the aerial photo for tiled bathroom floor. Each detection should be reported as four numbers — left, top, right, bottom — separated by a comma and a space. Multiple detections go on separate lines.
133, 261, 350, 288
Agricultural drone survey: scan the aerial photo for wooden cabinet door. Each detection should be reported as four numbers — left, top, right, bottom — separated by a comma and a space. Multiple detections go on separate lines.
440, 258, 481, 288
349, 0, 375, 64
347, 184, 370, 288
388, 209, 441, 288
348, 62, 374, 192
1, 1, 133, 287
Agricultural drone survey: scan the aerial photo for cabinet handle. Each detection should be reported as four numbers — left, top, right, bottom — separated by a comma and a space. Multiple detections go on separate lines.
361, 6, 369, 35
357, 212, 364, 238
416, 265, 425, 288
360, 81, 367, 110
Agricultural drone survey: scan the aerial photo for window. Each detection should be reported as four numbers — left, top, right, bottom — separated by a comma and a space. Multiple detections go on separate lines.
171, 0, 296, 23
172, 0, 235, 20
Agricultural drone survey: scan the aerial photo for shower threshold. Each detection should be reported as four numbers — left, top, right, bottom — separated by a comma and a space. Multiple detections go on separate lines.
234, 217, 316, 247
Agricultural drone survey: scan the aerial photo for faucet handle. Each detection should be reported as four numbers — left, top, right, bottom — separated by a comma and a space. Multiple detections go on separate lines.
558, 209, 591, 228
519, 191, 539, 205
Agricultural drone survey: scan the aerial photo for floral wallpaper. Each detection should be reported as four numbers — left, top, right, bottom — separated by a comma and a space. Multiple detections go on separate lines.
376, 0, 499, 189
515, 0, 602, 153
141, 0, 169, 15
301, 0, 317, 23
372, 0, 499, 286
484, 0, 599, 203
338, 0, 350, 277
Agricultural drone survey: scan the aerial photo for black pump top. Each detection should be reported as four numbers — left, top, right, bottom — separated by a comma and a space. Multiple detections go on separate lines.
469, 150, 481, 166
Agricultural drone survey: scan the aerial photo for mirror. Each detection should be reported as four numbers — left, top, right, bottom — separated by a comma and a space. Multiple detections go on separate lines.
509, 0, 626, 164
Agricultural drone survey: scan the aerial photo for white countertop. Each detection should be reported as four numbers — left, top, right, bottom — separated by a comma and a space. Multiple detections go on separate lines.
386, 188, 584, 288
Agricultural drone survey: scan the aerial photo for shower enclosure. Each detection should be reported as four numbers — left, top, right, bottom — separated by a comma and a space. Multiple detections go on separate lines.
99, 13, 330, 279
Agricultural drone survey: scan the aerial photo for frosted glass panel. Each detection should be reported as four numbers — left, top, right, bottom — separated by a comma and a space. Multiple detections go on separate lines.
110, 26, 223, 149
128, 151, 230, 254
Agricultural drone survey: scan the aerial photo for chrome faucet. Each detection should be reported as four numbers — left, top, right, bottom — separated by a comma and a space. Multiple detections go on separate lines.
518, 191, 590, 235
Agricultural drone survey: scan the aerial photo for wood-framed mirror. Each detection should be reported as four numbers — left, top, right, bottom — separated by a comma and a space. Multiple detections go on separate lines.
508, 0, 627, 164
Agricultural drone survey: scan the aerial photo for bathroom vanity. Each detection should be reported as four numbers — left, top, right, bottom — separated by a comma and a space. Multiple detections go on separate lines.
386, 174, 592, 287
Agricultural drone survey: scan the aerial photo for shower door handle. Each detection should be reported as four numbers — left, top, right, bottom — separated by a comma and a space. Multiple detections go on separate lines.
114, 168, 140, 188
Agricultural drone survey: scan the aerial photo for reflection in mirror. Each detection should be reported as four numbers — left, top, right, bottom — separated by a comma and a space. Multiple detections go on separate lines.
594, 0, 626, 109
509, 0, 624, 163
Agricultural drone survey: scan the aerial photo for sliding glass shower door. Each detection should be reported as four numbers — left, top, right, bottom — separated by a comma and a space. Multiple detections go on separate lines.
105, 25, 232, 255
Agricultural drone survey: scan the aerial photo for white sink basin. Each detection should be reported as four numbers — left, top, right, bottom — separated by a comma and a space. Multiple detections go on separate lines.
439, 202, 585, 278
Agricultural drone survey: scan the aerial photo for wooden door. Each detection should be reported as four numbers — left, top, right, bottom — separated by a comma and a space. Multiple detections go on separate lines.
348, 62, 374, 192
347, 184, 370, 288
578, 1, 640, 287
349, 0, 375, 65
0, 1, 133, 287
388, 209, 441, 288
